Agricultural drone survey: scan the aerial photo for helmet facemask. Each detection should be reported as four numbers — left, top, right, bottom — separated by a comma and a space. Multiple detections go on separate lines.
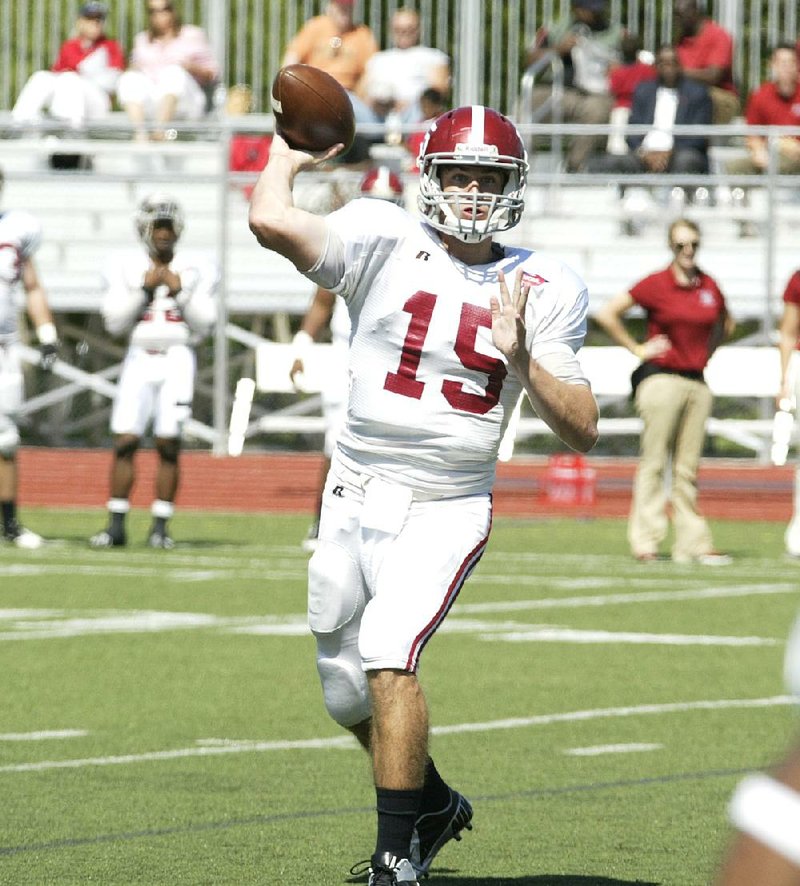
135, 194, 184, 254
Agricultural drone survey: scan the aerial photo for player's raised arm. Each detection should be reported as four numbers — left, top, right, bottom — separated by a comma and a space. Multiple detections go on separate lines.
491, 270, 599, 454
248, 134, 341, 272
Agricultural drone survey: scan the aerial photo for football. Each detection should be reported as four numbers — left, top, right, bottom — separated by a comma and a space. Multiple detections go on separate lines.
271, 64, 356, 154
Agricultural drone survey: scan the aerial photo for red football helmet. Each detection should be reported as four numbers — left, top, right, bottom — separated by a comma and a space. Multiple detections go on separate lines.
417, 105, 528, 243
359, 166, 405, 204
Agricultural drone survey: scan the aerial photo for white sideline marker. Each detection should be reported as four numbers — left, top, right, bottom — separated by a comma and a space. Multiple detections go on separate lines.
228, 377, 256, 457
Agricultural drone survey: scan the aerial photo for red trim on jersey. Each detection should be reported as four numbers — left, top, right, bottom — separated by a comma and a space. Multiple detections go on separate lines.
405, 501, 493, 672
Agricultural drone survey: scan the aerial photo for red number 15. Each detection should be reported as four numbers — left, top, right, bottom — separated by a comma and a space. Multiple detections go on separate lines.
384, 291, 507, 415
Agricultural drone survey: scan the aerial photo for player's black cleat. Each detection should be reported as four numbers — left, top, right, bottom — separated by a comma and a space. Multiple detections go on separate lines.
410, 788, 473, 876
368, 853, 419, 885
89, 529, 126, 548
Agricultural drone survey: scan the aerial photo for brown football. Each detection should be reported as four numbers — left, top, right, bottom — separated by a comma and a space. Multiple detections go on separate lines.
271, 64, 356, 153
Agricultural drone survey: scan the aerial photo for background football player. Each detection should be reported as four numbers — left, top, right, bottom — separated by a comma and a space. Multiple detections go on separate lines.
90, 193, 218, 549
250, 106, 598, 885
290, 165, 406, 552
0, 166, 59, 549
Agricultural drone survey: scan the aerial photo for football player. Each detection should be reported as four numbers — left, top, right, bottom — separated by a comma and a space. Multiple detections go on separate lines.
249, 106, 598, 885
290, 166, 406, 552
90, 193, 218, 549
0, 166, 59, 548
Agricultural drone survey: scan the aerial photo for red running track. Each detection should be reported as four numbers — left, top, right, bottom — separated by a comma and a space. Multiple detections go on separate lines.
16, 448, 795, 522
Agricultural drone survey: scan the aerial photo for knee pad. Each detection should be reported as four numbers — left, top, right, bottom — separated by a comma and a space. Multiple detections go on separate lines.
113, 437, 139, 459
308, 540, 369, 726
155, 437, 180, 465
316, 654, 370, 728
0, 420, 20, 458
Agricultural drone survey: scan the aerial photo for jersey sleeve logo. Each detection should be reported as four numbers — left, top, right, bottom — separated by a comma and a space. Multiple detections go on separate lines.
521, 271, 548, 287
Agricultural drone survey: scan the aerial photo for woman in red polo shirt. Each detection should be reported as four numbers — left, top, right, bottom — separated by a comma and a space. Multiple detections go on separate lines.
595, 218, 735, 564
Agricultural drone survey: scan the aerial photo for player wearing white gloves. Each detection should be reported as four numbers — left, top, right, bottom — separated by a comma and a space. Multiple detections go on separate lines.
250, 106, 598, 885
0, 167, 58, 548
90, 193, 217, 549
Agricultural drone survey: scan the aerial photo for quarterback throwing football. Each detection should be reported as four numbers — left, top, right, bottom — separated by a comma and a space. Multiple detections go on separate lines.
90, 193, 217, 549
249, 105, 599, 885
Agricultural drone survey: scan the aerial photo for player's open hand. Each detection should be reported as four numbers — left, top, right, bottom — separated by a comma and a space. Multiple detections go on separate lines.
491, 270, 530, 364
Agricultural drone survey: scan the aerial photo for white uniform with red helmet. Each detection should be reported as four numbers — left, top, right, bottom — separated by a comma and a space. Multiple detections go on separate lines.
302, 107, 592, 727
101, 195, 218, 438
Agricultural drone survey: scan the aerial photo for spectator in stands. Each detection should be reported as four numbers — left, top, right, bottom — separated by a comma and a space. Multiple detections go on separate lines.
90, 194, 218, 550
116, 0, 219, 141
715, 613, 800, 885
594, 217, 734, 565
587, 45, 712, 182
726, 44, 800, 177
11, 2, 124, 131
609, 33, 657, 113
674, 0, 739, 124
281, 0, 378, 128
525, 0, 622, 172
289, 166, 405, 552
0, 167, 58, 549
360, 7, 450, 129
405, 87, 449, 169
776, 268, 800, 559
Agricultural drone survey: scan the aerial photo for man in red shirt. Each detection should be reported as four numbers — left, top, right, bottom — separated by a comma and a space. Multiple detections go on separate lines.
11, 2, 124, 130
674, 0, 739, 123
594, 218, 735, 564
727, 44, 800, 176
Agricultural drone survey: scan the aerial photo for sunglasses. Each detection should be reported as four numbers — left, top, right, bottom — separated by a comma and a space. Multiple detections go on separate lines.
148, 4, 172, 13
673, 240, 700, 250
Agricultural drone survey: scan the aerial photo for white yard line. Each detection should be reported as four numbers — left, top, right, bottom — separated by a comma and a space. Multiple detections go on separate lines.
0, 696, 792, 774
564, 743, 664, 756
0, 730, 87, 741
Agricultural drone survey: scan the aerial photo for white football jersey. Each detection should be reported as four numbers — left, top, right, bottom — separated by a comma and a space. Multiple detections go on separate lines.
307, 199, 590, 496
101, 248, 218, 349
0, 210, 42, 339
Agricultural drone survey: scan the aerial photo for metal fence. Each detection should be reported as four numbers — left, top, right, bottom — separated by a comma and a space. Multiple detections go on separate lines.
1, 0, 798, 117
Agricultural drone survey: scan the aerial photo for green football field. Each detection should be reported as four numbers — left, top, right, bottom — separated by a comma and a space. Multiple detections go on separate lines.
1, 508, 798, 885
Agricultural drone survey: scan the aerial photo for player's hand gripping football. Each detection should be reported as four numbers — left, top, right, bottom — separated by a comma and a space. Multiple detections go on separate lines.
491, 270, 530, 366
269, 132, 345, 172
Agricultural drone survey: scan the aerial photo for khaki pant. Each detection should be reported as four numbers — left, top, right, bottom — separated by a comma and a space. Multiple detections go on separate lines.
628, 373, 714, 561
531, 85, 613, 172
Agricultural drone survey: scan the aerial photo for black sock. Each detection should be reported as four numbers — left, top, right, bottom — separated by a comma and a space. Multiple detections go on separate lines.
373, 786, 423, 863
109, 511, 126, 536
152, 516, 167, 534
1, 500, 15, 532
420, 757, 452, 815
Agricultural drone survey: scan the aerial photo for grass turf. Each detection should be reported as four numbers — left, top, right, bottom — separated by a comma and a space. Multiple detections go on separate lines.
0, 508, 797, 884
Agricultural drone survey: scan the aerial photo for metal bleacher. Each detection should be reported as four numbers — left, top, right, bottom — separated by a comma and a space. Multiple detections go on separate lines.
4, 123, 799, 457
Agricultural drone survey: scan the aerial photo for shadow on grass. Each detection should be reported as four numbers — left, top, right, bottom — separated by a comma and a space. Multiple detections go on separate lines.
348, 872, 660, 885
